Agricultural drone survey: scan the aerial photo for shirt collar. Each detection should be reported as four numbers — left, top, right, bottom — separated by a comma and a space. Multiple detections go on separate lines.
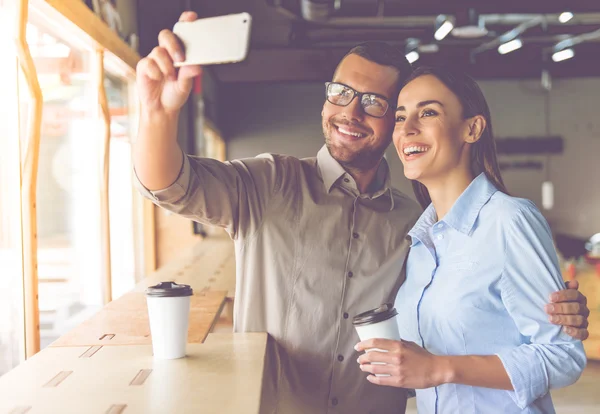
408, 203, 437, 247
317, 145, 347, 193
316, 145, 395, 210
443, 173, 498, 235
408, 173, 498, 245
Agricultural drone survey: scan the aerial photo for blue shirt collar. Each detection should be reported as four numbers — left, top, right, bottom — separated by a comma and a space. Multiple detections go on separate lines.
409, 173, 499, 246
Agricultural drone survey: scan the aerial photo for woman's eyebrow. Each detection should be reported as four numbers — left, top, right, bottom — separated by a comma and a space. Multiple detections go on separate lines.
395, 100, 444, 112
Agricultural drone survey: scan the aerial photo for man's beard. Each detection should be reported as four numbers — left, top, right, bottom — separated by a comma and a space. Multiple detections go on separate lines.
323, 119, 390, 173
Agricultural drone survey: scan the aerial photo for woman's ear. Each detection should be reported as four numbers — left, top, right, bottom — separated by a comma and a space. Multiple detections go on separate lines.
465, 115, 486, 144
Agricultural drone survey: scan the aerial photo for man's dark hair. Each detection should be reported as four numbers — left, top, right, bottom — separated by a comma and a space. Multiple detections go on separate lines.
334, 41, 413, 96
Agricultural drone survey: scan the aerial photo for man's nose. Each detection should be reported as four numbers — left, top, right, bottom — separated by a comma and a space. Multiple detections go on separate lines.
340, 96, 364, 122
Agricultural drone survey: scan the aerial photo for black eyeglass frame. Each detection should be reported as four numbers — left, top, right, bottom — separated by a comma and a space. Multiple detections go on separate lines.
324, 82, 396, 118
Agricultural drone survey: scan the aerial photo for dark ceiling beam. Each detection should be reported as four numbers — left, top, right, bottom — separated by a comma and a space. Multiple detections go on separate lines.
137, 0, 188, 56
381, 1, 600, 15
213, 48, 345, 82
212, 46, 600, 82
275, 0, 600, 17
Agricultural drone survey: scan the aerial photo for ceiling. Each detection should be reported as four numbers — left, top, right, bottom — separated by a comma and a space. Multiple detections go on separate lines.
191, 0, 600, 82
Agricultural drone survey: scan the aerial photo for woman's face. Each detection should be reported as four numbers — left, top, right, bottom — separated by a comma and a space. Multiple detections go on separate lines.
392, 75, 476, 183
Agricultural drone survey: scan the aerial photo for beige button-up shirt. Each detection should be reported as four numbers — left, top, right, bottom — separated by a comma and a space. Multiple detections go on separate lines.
135, 145, 421, 414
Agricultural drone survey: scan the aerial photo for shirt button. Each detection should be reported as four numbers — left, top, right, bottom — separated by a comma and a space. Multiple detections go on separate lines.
347, 271, 353, 278
437, 223, 444, 228
338, 355, 344, 362
436, 234, 444, 240
332, 397, 339, 406
343, 312, 349, 319
343, 178, 350, 183
353, 232, 359, 239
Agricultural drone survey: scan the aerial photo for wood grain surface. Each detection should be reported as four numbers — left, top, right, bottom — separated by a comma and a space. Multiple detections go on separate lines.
50, 291, 227, 347
0, 334, 267, 414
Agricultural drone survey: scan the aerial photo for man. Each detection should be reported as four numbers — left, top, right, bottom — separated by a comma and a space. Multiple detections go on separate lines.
134, 11, 590, 414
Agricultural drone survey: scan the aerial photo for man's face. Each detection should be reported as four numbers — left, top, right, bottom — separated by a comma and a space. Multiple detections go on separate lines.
322, 54, 400, 172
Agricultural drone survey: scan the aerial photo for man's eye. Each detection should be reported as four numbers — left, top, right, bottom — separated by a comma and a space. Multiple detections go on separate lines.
364, 96, 384, 107
395, 115, 406, 122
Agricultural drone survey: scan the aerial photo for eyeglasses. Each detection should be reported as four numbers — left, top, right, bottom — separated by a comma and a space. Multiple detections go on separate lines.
325, 82, 394, 118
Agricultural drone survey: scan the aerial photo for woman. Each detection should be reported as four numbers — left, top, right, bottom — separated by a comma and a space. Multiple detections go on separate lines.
356, 67, 586, 413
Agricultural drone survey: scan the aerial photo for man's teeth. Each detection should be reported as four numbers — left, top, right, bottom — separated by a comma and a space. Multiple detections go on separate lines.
403, 146, 429, 155
338, 126, 365, 138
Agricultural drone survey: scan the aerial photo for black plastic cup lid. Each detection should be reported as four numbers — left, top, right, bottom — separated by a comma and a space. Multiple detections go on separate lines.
352, 303, 398, 327
145, 281, 193, 298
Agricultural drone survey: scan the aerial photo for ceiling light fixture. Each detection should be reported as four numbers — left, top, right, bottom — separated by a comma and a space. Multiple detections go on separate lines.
558, 12, 574, 24
406, 51, 419, 64
434, 15, 454, 41
452, 8, 488, 39
418, 44, 440, 54
552, 48, 574, 62
498, 38, 523, 54
406, 50, 419, 64
405, 38, 420, 64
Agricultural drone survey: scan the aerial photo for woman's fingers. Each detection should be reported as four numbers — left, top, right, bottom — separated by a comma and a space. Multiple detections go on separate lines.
358, 351, 398, 365
365, 374, 399, 387
359, 363, 395, 376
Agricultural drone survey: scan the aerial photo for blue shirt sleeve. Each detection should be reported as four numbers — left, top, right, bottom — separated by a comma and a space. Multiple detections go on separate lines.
495, 202, 586, 409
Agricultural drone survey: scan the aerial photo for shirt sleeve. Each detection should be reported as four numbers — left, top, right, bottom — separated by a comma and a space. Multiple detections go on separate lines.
134, 153, 285, 239
495, 202, 586, 409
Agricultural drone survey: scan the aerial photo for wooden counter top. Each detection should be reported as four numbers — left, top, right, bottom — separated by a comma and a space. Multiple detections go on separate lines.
50, 290, 227, 347
0, 333, 268, 414
1, 238, 250, 413
51, 236, 236, 348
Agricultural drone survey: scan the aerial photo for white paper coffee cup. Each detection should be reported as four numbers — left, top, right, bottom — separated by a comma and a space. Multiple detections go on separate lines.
353, 303, 401, 377
145, 282, 193, 359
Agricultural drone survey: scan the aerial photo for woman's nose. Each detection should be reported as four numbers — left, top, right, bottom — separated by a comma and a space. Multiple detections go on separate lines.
399, 116, 418, 137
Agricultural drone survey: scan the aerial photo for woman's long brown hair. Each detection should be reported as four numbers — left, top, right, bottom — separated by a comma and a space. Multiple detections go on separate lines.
403, 66, 509, 209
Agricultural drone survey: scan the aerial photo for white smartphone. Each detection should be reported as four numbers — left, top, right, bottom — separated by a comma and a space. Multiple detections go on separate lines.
173, 12, 252, 67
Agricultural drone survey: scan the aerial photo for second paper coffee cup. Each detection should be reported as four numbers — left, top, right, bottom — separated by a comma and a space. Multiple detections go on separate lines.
145, 281, 193, 359
352, 303, 400, 342
353, 303, 400, 377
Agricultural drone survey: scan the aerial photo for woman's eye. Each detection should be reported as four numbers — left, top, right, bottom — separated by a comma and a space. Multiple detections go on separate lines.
422, 109, 437, 117
395, 115, 405, 122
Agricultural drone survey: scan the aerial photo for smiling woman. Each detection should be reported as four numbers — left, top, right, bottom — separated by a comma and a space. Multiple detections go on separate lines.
393, 66, 508, 210
357, 66, 588, 414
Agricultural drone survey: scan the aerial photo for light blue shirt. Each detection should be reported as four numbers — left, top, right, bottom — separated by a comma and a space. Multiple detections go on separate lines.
395, 173, 586, 413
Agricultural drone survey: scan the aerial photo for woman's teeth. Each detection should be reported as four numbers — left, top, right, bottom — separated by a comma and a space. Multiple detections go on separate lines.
337, 126, 365, 138
403, 146, 429, 155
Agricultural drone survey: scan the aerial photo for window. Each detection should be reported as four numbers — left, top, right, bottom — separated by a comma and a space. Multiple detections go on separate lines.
0, 0, 26, 376
1, 0, 142, 363
22, 21, 103, 349
106, 73, 137, 299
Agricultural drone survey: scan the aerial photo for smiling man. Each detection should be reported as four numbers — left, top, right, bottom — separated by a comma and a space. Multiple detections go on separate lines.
133, 11, 590, 414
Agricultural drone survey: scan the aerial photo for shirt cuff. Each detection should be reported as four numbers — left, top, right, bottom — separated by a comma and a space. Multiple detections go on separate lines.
133, 154, 191, 204
496, 346, 548, 409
